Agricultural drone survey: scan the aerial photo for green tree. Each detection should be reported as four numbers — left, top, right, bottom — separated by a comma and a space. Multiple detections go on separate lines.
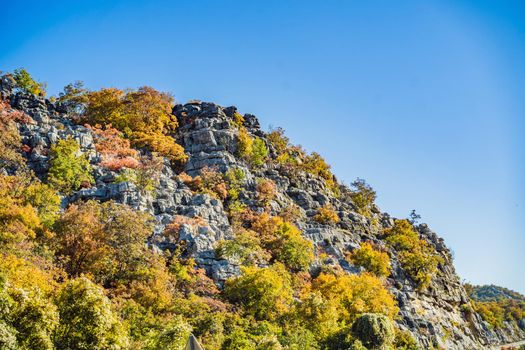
54, 277, 129, 350
57, 81, 89, 114
351, 313, 395, 350
47, 138, 94, 193
349, 178, 376, 217
12, 68, 47, 96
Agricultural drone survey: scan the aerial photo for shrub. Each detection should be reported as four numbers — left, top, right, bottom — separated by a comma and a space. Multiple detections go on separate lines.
88, 124, 140, 171
273, 222, 314, 272
216, 228, 270, 266
53, 200, 171, 308
12, 68, 46, 96
312, 272, 398, 324
256, 178, 277, 206
314, 204, 340, 225
351, 313, 395, 350
237, 127, 268, 167
251, 137, 268, 167
385, 220, 443, 290
47, 138, 93, 193
348, 242, 391, 277
267, 127, 289, 155
114, 155, 162, 194
0, 175, 44, 246
183, 166, 229, 200
0, 100, 30, 171
54, 277, 129, 350
349, 178, 376, 217
394, 329, 420, 350
224, 167, 245, 200
224, 263, 293, 321
397, 242, 443, 290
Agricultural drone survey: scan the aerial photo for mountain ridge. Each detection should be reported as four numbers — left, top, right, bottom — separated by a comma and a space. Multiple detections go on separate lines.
0, 71, 523, 349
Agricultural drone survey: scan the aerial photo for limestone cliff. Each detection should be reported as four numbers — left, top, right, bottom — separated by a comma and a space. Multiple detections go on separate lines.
1, 74, 523, 349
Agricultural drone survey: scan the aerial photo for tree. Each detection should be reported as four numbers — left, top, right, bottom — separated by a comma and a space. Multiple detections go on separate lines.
351, 313, 395, 350
225, 263, 293, 321
349, 178, 376, 217
53, 200, 172, 308
312, 272, 398, 325
384, 220, 443, 290
83, 87, 187, 163
12, 68, 46, 96
57, 81, 88, 114
54, 277, 129, 350
47, 138, 94, 193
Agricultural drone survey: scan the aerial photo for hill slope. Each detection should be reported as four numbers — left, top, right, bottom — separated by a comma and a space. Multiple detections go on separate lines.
0, 72, 523, 349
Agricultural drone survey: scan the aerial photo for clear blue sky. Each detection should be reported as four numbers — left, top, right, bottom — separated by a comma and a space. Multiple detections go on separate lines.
2, 0, 524, 293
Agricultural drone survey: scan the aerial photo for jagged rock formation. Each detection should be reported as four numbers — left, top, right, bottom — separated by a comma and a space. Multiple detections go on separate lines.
1, 77, 523, 349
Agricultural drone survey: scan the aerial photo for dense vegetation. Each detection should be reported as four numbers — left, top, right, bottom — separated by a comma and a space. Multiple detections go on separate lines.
0, 68, 462, 350
465, 284, 525, 330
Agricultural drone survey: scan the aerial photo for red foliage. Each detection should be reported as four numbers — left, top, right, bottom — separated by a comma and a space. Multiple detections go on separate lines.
0, 99, 33, 124
87, 124, 140, 171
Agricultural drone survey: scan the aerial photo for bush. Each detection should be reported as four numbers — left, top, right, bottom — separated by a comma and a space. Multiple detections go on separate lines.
397, 242, 443, 290
256, 178, 277, 206
273, 222, 314, 272
216, 228, 270, 266
0, 175, 46, 246
87, 124, 140, 171
114, 155, 163, 194
237, 127, 268, 167
394, 329, 420, 350
12, 68, 46, 96
349, 178, 376, 217
53, 200, 172, 308
312, 272, 398, 324
57, 81, 88, 114
348, 242, 391, 277
0, 100, 30, 171
224, 263, 293, 321
351, 313, 395, 350
54, 277, 129, 350
385, 220, 443, 290
314, 204, 340, 225
47, 138, 94, 193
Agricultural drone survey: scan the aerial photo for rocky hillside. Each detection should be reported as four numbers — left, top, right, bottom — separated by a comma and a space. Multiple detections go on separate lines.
0, 71, 523, 350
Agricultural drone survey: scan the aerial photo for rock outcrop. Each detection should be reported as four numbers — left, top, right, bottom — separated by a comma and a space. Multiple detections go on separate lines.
2, 80, 523, 349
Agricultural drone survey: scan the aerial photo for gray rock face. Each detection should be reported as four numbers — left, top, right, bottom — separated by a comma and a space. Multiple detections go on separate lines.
4, 83, 523, 349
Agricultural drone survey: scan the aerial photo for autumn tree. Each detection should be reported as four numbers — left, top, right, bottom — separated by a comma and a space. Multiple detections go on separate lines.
384, 220, 443, 290
83, 87, 187, 163
225, 263, 293, 321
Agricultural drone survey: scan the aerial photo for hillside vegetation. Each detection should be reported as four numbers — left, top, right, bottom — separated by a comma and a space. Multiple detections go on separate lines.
0, 68, 522, 350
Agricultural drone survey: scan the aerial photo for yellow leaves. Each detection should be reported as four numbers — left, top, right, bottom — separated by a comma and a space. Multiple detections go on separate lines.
83, 86, 187, 165
348, 242, 391, 278
0, 254, 59, 295
385, 219, 443, 290
312, 272, 399, 324
224, 263, 293, 321
314, 204, 340, 225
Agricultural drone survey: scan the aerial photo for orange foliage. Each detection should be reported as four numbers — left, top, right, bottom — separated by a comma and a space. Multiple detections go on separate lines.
87, 124, 140, 171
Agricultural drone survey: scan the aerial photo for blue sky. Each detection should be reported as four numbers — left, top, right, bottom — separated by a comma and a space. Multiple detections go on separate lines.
1, 0, 524, 293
